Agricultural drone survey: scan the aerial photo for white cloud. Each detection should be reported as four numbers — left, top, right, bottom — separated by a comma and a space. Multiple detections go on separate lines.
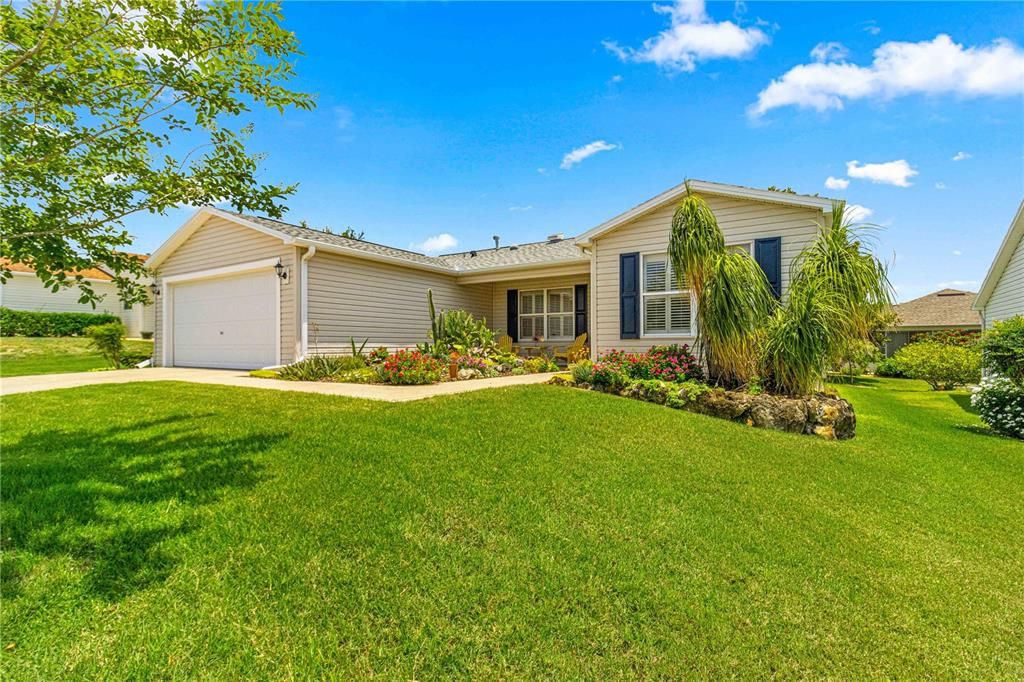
811, 41, 849, 63
952, 249, 962, 256
844, 204, 874, 223
824, 176, 849, 190
560, 140, 619, 170
603, 0, 769, 73
952, 150, 972, 161
935, 181, 947, 190
938, 279, 979, 289
609, 74, 623, 83
750, 34, 1024, 117
537, 168, 549, 175
333, 106, 353, 130
413, 233, 458, 254
846, 159, 918, 187
862, 22, 881, 36
508, 205, 534, 212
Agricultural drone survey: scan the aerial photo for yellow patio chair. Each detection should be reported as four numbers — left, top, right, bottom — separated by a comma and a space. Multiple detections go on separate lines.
497, 333, 515, 354
554, 332, 588, 364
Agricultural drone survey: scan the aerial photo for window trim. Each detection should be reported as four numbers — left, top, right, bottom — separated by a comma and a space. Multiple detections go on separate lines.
519, 287, 575, 342
639, 252, 695, 338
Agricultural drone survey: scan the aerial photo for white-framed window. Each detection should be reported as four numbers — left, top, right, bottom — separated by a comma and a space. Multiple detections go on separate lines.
641, 254, 693, 337
726, 241, 753, 257
520, 287, 574, 341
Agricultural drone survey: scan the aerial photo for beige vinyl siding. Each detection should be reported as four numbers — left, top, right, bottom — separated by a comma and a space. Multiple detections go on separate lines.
984, 234, 1024, 327
490, 274, 590, 351
306, 251, 492, 353
591, 194, 823, 354
153, 216, 298, 365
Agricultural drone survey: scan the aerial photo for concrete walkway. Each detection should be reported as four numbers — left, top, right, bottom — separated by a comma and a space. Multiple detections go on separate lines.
0, 367, 559, 402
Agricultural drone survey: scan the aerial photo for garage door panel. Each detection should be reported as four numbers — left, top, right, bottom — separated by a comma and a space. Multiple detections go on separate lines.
171, 271, 277, 369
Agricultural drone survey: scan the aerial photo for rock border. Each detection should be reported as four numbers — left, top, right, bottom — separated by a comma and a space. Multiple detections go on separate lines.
549, 375, 856, 440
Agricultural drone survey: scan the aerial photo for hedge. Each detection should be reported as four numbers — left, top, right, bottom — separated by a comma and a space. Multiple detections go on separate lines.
1, 307, 121, 337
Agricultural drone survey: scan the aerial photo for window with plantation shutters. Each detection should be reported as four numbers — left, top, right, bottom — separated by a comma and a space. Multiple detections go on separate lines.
641, 254, 693, 336
519, 288, 575, 341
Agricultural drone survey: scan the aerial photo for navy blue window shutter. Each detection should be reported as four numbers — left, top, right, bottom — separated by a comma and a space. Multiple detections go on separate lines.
755, 238, 782, 299
506, 289, 519, 342
574, 284, 588, 338
620, 253, 640, 339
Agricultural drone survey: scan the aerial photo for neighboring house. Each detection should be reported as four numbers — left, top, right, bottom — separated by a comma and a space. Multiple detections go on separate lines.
0, 256, 156, 338
147, 179, 833, 369
882, 289, 982, 356
975, 200, 1024, 329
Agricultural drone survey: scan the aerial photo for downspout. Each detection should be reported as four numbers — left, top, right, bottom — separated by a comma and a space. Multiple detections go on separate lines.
299, 245, 317, 359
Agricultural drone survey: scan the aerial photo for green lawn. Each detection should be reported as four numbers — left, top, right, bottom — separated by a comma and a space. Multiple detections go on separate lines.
1, 378, 1021, 678
0, 337, 153, 377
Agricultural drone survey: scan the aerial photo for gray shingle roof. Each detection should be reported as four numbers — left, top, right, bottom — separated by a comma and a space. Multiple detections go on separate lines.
436, 239, 585, 271
222, 210, 585, 272
893, 289, 983, 328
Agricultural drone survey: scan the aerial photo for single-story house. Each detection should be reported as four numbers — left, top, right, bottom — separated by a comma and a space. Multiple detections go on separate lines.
975, 199, 1024, 329
146, 179, 834, 369
0, 256, 155, 338
882, 289, 982, 356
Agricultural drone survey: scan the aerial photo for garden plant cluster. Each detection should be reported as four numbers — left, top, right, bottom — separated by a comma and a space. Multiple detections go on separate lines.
971, 316, 1024, 439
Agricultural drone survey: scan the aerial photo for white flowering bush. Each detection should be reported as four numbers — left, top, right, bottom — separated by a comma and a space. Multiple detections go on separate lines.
971, 377, 1024, 439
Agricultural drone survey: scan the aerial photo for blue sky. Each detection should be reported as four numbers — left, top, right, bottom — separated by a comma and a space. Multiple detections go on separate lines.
128, 1, 1024, 301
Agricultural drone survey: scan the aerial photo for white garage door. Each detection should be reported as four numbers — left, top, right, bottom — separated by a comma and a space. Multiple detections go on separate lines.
171, 271, 277, 369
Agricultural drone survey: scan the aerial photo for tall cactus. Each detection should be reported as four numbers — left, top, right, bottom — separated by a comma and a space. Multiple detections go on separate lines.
426, 289, 448, 356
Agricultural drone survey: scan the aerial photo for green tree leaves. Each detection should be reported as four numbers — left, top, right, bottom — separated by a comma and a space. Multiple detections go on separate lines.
1, 0, 315, 304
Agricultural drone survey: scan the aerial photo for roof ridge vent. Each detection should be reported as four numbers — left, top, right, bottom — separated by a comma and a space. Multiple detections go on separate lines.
547, 233, 564, 243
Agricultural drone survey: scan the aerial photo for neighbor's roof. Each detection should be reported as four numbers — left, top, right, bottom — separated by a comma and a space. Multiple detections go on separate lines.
892, 289, 982, 329
575, 179, 835, 245
0, 257, 113, 281
150, 206, 587, 274
975, 199, 1024, 310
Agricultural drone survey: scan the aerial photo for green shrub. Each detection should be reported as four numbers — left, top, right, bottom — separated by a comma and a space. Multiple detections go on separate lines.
570, 359, 594, 384
368, 346, 390, 365
980, 316, 1024, 384
917, 329, 980, 348
85, 321, 126, 368
278, 355, 367, 381
971, 377, 1024, 439
444, 309, 496, 355
376, 349, 443, 385
1, 307, 120, 337
666, 380, 711, 408
874, 356, 907, 378
335, 367, 378, 384
249, 369, 279, 379
893, 341, 981, 390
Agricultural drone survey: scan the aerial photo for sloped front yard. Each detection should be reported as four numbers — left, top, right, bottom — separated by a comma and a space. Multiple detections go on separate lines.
1, 378, 1021, 678
0, 337, 153, 377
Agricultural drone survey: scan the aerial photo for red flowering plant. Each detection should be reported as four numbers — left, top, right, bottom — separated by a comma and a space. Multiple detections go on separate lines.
595, 345, 702, 384
376, 349, 444, 385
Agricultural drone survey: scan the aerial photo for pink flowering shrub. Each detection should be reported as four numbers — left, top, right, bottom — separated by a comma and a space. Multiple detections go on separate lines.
377, 349, 444, 385
596, 345, 701, 383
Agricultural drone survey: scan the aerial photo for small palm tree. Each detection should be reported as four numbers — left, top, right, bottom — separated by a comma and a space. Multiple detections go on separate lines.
669, 187, 775, 385
764, 200, 894, 394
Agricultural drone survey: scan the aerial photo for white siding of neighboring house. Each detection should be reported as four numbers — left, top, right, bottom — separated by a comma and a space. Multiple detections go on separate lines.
306, 251, 492, 354
983, 234, 1024, 328
590, 194, 825, 355
0, 272, 154, 338
489, 273, 591, 352
153, 216, 299, 365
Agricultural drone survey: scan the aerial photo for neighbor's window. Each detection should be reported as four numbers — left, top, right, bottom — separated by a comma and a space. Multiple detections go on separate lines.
726, 242, 753, 257
641, 254, 692, 336
519, 288, 574, 341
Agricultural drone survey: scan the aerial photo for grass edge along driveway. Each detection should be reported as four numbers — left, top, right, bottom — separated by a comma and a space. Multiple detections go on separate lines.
1, 378, 1021, 678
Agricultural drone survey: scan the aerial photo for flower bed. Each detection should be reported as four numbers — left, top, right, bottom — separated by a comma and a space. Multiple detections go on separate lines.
554, 347, 855, 440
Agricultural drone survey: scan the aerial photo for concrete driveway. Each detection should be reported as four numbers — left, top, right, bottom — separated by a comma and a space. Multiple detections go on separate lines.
0, 367, 558, 402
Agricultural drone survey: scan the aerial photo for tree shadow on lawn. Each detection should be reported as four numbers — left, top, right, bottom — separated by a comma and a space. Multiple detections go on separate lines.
948, 392, 978, 415
1, 414, 284, 602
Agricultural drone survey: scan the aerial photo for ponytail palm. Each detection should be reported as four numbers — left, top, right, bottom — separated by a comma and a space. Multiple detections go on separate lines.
670, 189, 774, 385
